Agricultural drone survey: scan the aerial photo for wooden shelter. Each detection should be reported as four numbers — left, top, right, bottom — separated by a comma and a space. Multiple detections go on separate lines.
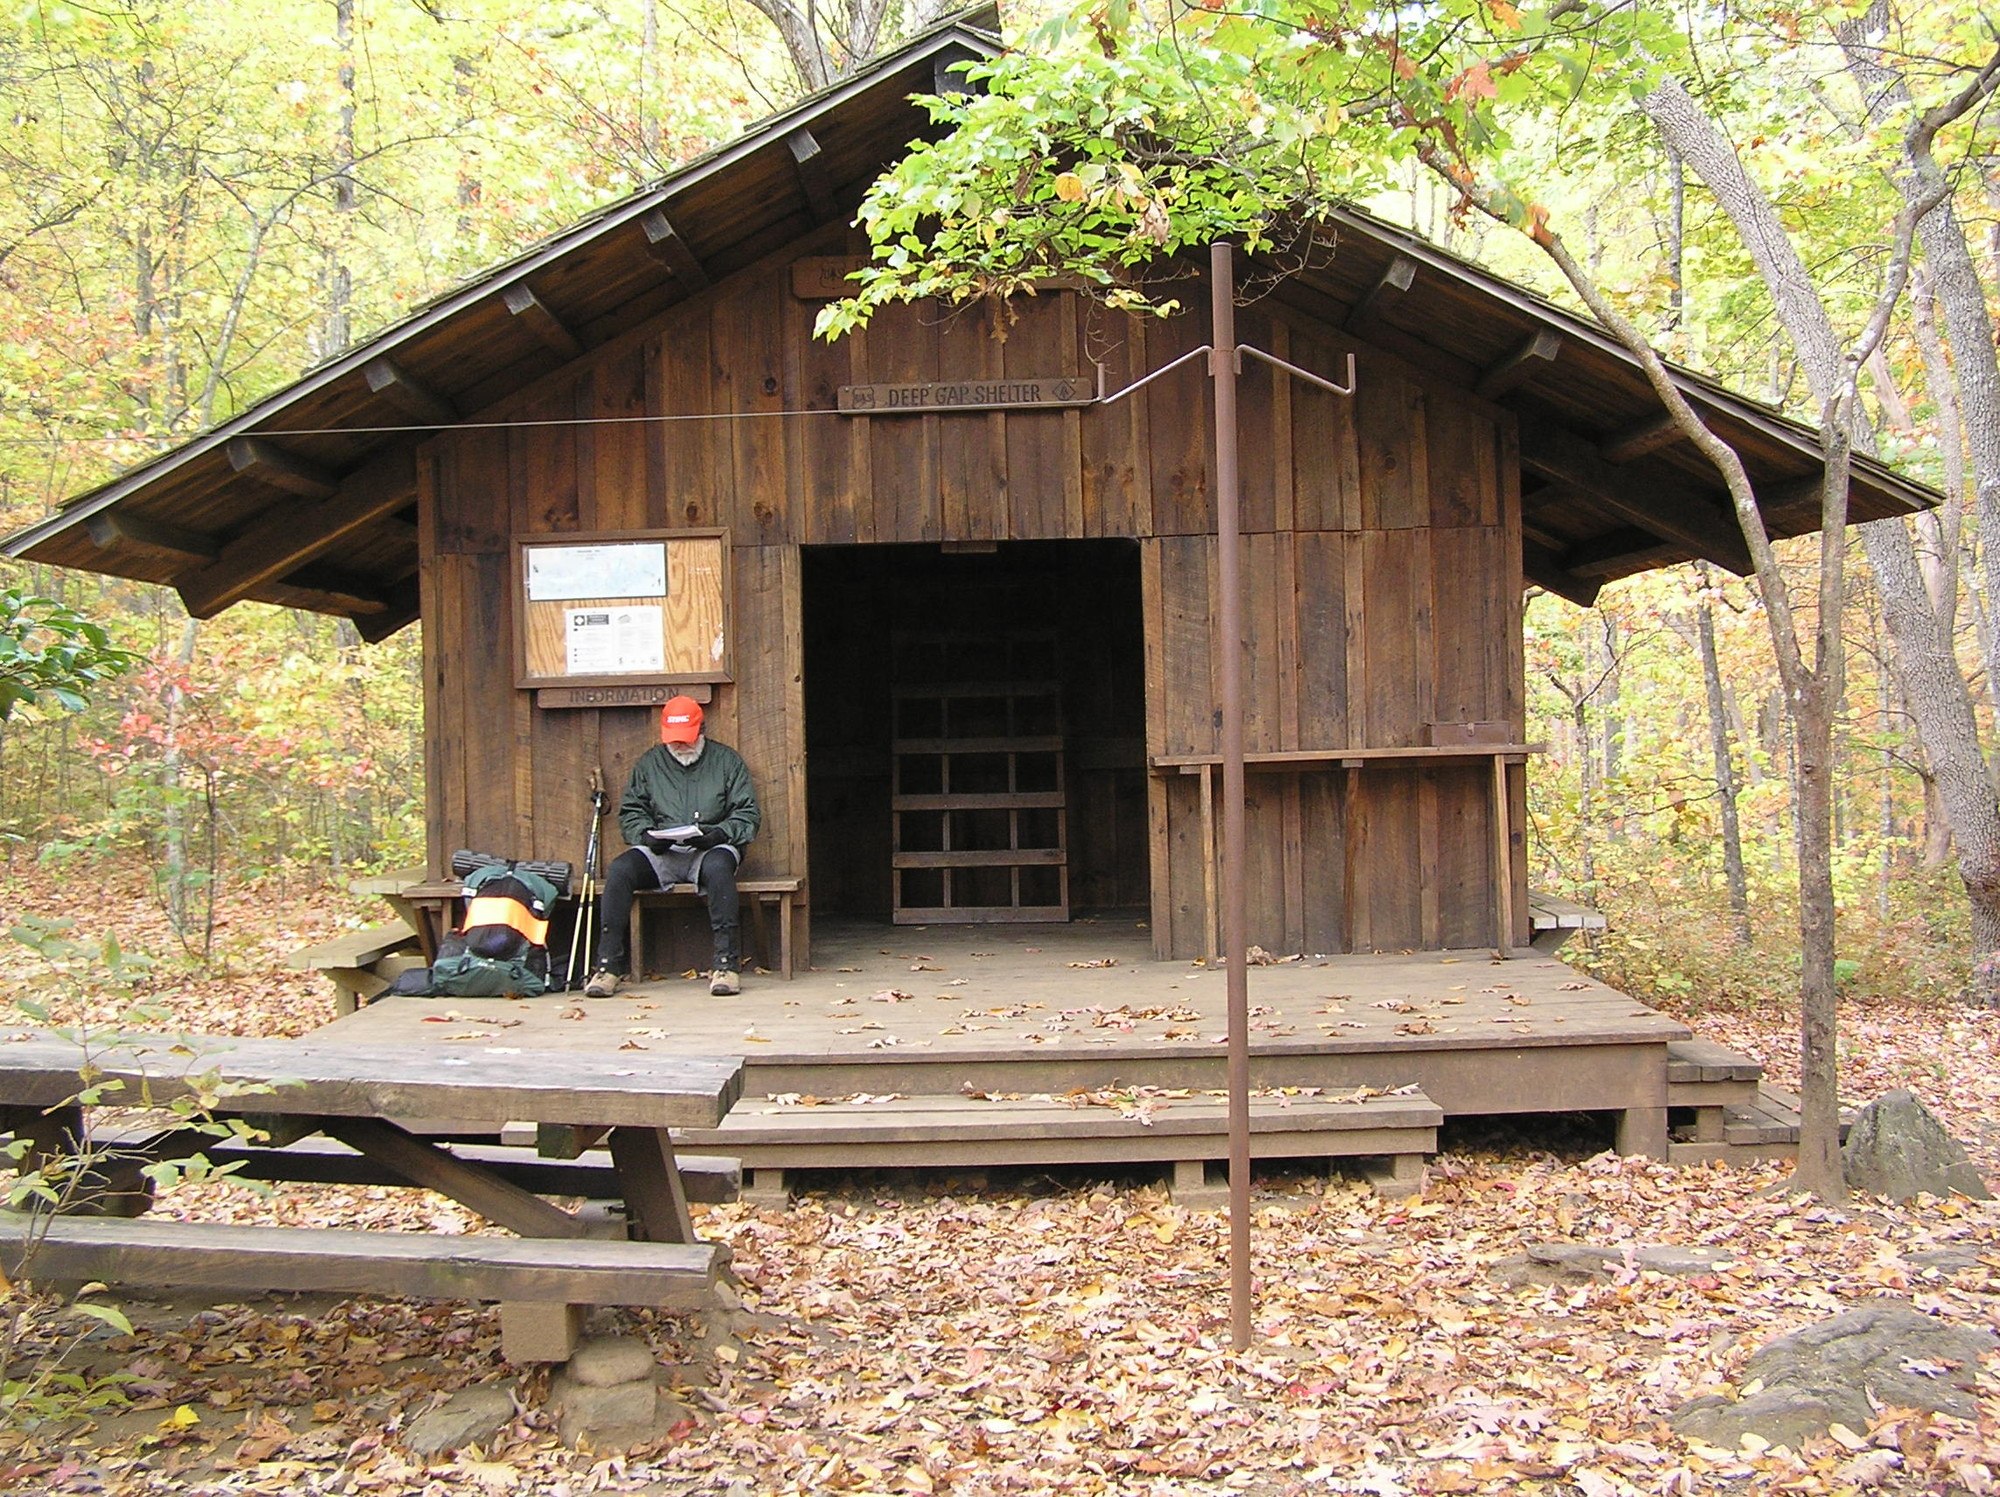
5, 10, 1935, 971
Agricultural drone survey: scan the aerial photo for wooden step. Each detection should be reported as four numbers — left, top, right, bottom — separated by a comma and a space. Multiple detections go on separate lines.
680, 1088, 1441, 1201
1666, 1038, 1763, 1109
1667, 1083, 1853, 1165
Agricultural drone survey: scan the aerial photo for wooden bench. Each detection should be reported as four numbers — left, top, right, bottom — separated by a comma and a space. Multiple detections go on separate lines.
678, 1087, 1442, 1204
286, 919, 421, 1012
0, 1214, 724, 1320
1527, 891, 1608, 953
631, 877, 801, 980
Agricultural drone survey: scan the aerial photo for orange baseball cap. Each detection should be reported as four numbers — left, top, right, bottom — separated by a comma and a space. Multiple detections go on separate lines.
660, 695, 704, 744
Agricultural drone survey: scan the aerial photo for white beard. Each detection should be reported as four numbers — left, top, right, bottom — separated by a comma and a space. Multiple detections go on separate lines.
668, 737, 705, 767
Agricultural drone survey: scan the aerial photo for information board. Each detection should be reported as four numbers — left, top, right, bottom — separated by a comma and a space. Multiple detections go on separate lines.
514, 529, 729, 693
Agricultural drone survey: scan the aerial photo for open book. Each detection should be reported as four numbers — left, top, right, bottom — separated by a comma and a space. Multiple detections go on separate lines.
647, 824, 702, 842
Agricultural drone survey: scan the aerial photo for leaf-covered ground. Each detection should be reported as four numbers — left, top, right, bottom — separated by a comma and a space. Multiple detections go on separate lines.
3, 867, 1996, 1495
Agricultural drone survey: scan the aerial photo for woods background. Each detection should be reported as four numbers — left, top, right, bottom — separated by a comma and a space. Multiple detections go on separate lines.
0, 0, 1991, 1004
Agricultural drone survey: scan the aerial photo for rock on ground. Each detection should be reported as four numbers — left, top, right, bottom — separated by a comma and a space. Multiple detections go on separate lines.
566, 1334, 658, 1388
1843, 1089, 1992, 1202
402, 1384, 517, 1459
1488, 1242, 1736, 1289
1674, 1302, 1994, 1449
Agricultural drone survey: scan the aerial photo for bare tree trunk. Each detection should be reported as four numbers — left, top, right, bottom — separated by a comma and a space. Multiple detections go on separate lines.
323, 0, 357, 358
1644, 69, 2000, 1000
1695, 565, 1753, 943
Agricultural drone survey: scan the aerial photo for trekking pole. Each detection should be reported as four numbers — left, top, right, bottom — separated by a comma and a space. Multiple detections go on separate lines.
566, 768, 608, 988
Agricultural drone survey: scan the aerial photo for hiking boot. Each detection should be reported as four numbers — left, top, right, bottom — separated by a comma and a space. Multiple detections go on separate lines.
709, 968, 741, 997
583, 968, 622, 998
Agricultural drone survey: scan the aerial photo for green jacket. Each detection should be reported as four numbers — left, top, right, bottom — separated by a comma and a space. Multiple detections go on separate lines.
618, 740, 761, 851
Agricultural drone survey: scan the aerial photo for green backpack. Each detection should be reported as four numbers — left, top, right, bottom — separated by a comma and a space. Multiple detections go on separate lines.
426, 863, 561, 997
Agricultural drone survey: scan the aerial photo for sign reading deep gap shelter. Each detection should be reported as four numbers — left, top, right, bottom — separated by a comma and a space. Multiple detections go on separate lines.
838, 377, 1094, 414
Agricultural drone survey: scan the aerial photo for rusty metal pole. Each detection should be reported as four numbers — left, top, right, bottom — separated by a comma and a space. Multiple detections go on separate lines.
1210, 242, 1253, 1351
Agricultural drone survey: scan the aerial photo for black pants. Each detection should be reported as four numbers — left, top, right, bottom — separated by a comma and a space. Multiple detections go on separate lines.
594, 847, 740, 975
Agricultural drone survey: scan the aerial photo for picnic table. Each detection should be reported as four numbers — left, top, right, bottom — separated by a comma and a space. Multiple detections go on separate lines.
0, 1029, 743, 1362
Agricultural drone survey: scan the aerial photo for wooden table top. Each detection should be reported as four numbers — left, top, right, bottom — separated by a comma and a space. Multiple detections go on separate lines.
0, 1029, 742, 1129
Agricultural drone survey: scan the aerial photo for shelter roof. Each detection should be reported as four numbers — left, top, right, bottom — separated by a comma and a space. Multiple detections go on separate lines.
3, 7, 1935, 627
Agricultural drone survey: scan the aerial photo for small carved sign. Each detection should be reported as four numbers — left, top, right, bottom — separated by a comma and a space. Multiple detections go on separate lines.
838, 377, 1094, 414
536, 683, 712, 710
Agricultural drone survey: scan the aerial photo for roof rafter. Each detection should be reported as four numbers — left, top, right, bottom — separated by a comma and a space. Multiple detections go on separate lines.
787, 129, 840, 224
1523, 539, 1601, 607
178, 443, 420, 619
87, 512, 220, 565
1344, 255, 1416, 335
226, 438, 338, 499
1599, 411, 1687, 463
364, 357, 459, 427
1474, 329, 1560, 401
503, 285, 583, 359
641, 210, 710, 292
1518, 417, 1755, 576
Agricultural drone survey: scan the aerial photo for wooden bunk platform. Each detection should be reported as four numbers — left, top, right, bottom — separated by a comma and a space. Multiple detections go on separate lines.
317, 920, 1779, 1200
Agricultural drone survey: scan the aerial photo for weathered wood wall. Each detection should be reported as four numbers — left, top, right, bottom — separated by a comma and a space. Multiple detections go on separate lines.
420, 225, 1526, 962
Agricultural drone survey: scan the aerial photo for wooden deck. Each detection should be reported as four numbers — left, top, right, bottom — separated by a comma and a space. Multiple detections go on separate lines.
316, 919, 1742, 1197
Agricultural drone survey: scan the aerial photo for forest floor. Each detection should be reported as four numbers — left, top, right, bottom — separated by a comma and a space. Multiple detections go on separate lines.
1, 863, 1996, 1496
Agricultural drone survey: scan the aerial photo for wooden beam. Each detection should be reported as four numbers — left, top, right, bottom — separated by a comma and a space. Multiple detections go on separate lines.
1599, 410, 1686, 464
787, 129, 840, 224
640, 210, 710, 292
1518, 417, 1755, 575
363, 357, 459, 427
1758, 476, 1827, 529
502, 284, 583, 359
1344, 256, 1417, 334
1523, 540, 1602, 607
178, 442, 419, 619
272, 563, 394, 615
1473, 329, 1561, 401
355, 592, 420, 644
87, 512, 220, 564
1563, 528, 1684, 579
225, 438, 338, 499
320, 1116, 587, 1239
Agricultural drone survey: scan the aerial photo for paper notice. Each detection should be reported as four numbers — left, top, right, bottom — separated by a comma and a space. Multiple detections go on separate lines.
565, 606, 665, 674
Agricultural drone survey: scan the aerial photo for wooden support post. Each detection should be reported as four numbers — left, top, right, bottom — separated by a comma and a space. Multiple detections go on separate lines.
607, 1126, 694, 1244
1492, 753, 1514, 958
1199, 763, 1217, 964
500, 1301, 584, 1364
1617, 1106, 1670, 1159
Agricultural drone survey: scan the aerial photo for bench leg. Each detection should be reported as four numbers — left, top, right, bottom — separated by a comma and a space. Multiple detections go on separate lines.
607, 1127, 694, 1244
501, 1301, 584, 1364
744, 896, 771, 976
778, 895, 793, 980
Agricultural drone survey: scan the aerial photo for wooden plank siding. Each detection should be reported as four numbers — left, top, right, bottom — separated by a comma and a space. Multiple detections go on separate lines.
420, 244, 1525, 962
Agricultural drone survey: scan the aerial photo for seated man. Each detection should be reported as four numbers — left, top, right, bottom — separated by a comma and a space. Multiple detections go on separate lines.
584, 695, 761, 997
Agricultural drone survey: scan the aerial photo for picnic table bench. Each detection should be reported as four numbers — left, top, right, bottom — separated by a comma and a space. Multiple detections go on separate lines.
0, 1029, 743, 1363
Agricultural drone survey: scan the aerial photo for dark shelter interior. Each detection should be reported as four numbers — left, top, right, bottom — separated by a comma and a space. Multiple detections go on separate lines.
802, 540, 1150, 924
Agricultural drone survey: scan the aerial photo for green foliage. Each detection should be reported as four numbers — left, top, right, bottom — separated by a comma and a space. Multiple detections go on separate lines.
2, 917, 276, 1437
0, 589, 135, 722
820, 0, 1687, 336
